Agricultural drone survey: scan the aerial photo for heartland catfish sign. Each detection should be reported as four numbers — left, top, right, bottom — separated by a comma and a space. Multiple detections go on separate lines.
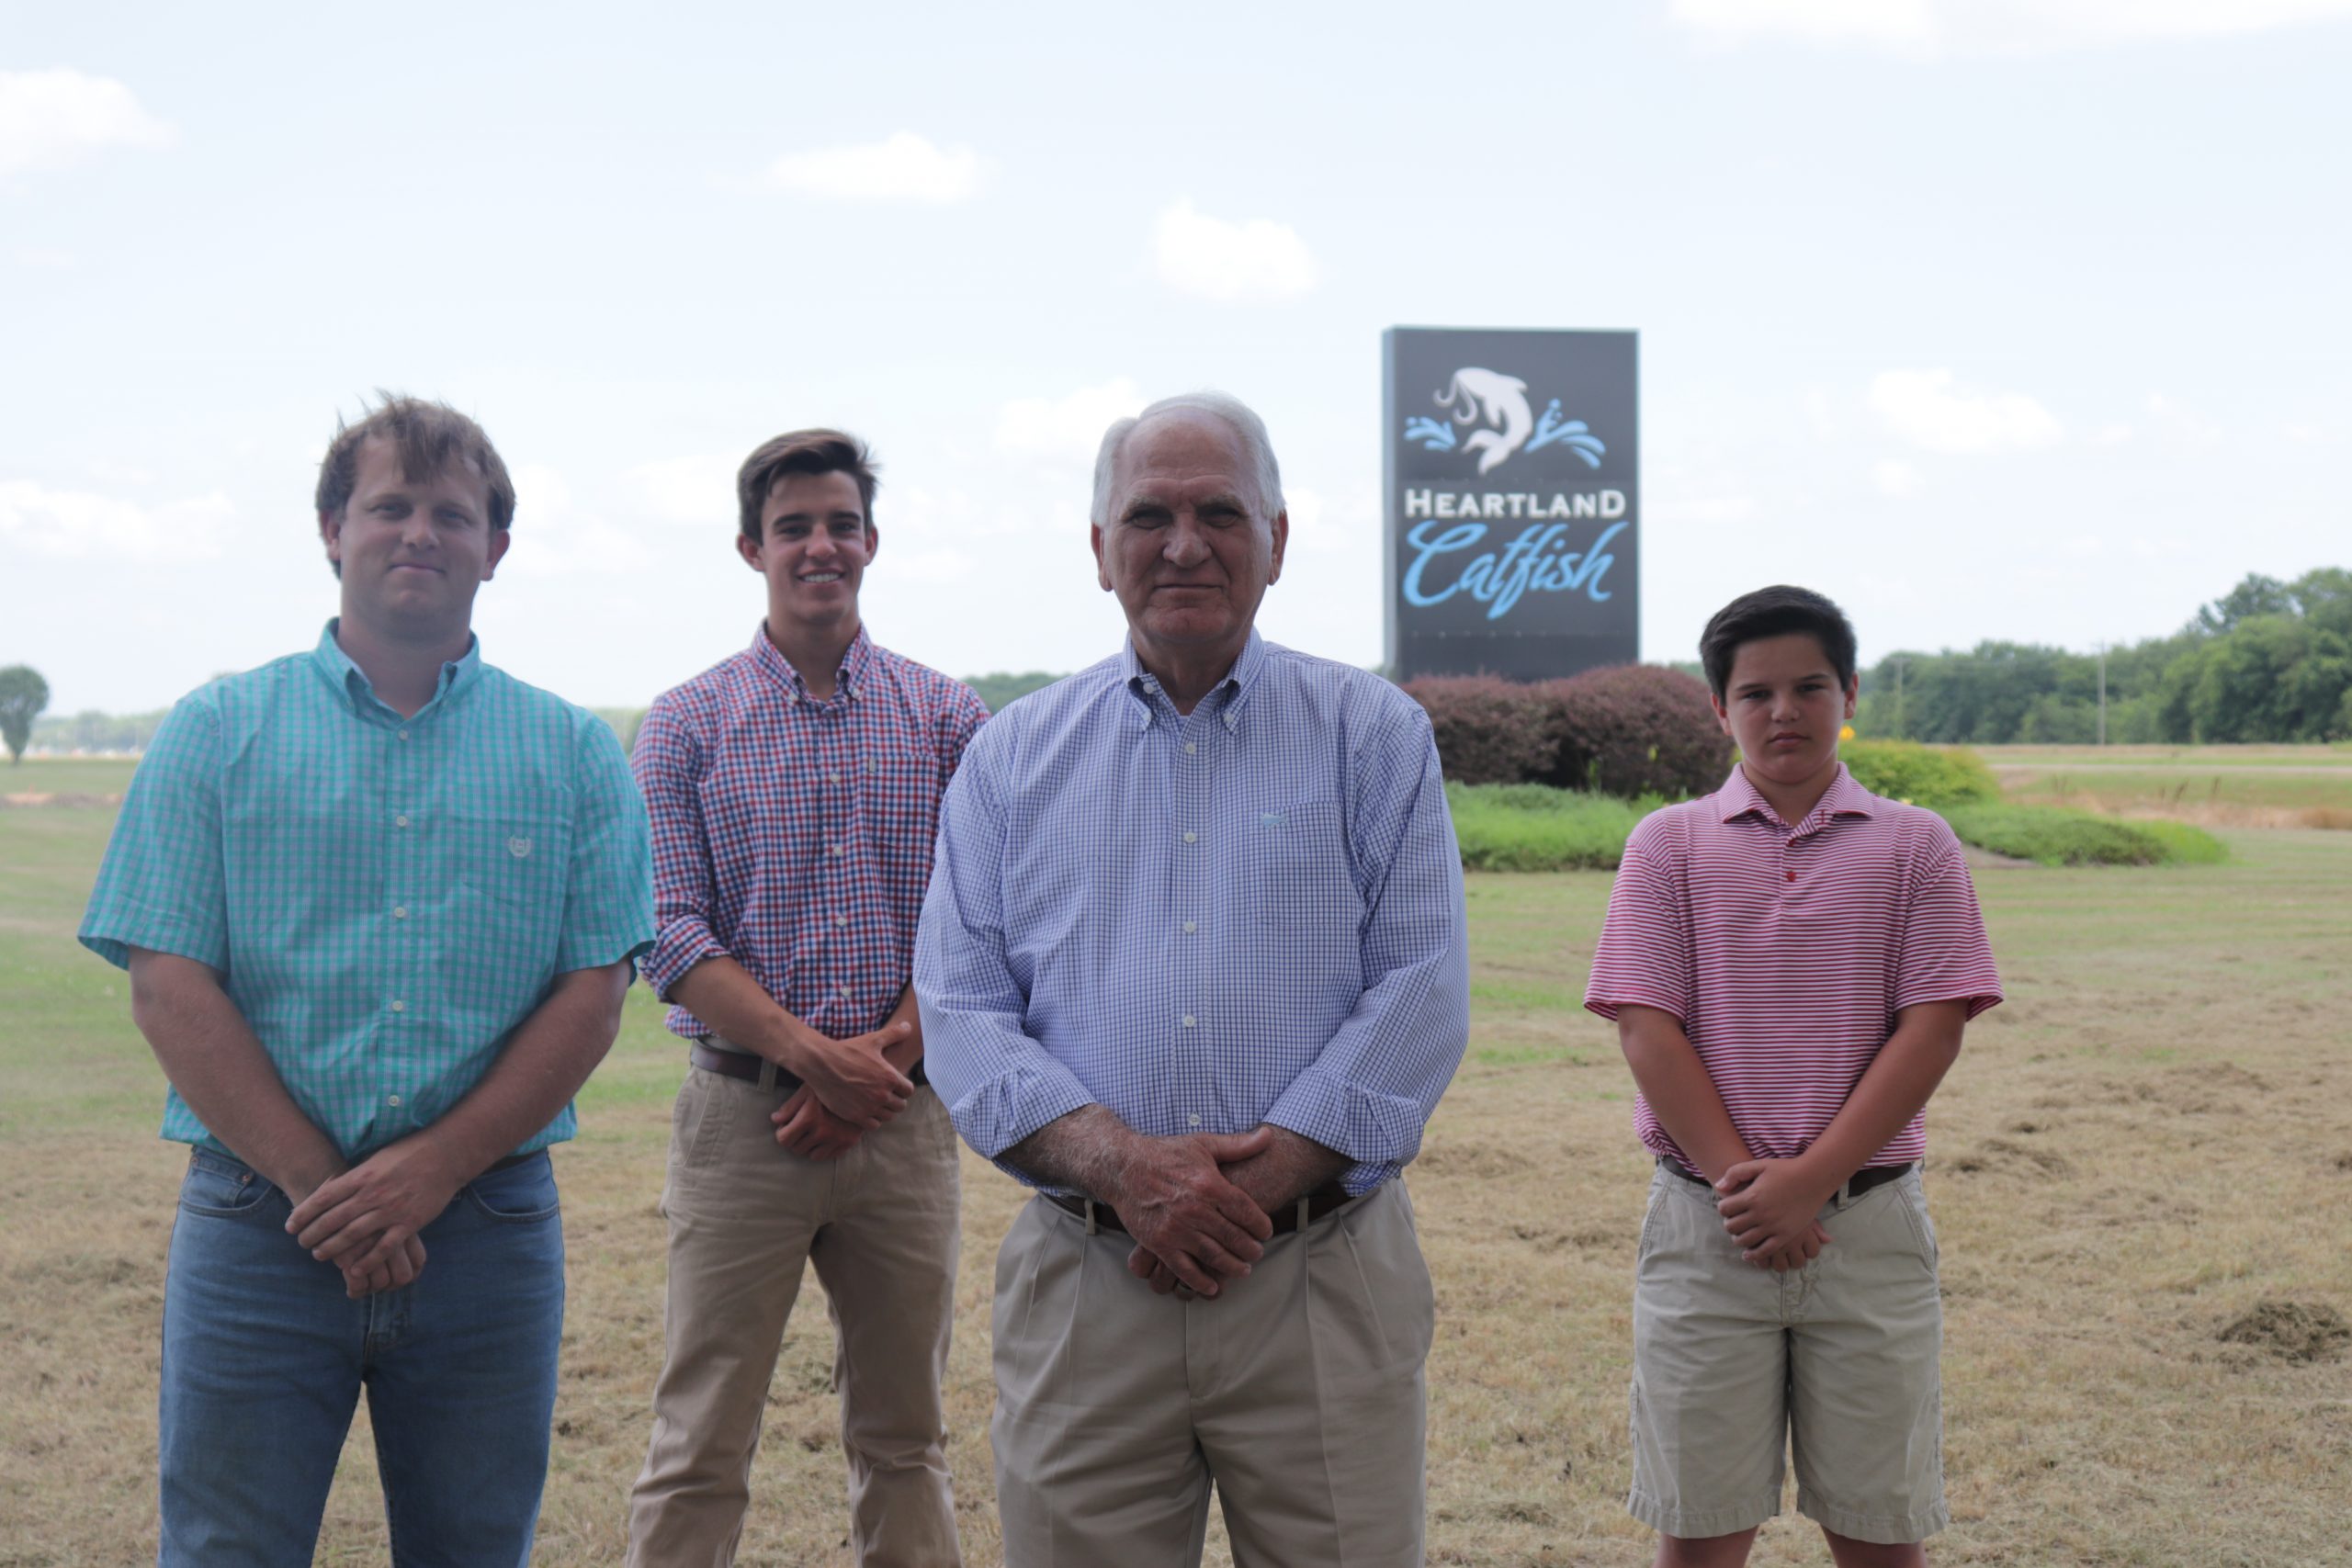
1382, 327, 1639, 682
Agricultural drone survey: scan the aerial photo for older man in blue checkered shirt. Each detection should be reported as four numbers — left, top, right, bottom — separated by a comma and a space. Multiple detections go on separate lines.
916, 390, 1471, 1567
80, 396, 653, 1567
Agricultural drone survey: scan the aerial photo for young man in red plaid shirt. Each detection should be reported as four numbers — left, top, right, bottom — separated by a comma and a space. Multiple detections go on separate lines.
1586, 586, 2002, 1568
625, 431, 986, 1567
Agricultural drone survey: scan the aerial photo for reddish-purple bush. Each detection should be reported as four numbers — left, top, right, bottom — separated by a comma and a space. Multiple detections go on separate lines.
1400, 675, 1554, 784
1534, 664, 1728, 799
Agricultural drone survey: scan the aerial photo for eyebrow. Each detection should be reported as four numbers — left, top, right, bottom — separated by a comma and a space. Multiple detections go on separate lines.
1119, 491, 1250, 522
1734, 671, 1837, 693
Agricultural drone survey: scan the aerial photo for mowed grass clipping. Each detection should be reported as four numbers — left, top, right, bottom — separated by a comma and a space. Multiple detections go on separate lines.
5, 804, 2352, 1564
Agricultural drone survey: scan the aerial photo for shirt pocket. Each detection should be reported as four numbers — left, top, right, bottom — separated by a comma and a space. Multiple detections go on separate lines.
1249, 799, 1363, 931
449, 807, 573, 981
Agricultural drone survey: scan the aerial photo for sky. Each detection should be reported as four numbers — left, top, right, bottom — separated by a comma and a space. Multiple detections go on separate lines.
4, 0, 2348, 714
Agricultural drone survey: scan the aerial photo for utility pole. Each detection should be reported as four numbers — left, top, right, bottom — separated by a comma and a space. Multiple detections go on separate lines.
1894, 657, 1907, 739
2097, 641, 2107, 747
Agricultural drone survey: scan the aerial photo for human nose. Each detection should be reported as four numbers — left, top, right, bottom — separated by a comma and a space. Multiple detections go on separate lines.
398, 509, 437, 551
1161, 516, 1210, 567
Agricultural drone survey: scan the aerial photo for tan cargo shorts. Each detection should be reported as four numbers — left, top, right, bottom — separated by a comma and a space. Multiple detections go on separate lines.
1627, 1162, 1948, 1546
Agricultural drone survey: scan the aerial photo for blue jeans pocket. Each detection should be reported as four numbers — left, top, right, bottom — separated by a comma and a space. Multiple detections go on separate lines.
177, 1149, 275, 1217
465, 1154, 560, 1223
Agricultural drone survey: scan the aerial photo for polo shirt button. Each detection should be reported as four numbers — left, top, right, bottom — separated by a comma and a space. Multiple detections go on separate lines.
1182, 831, 1197, 844
1785, 868, 1796, 883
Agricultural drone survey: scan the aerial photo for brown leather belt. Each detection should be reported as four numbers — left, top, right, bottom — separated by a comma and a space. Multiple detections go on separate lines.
1046, 1182, 1353, 1237
689, 1041, 926, 1091
1661, 1156, 1913, 1201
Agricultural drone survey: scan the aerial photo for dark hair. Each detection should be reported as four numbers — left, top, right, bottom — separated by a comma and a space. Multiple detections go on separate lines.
315, 392, 515, 532
737, 429, 879, 544
1698, 585, 1858, 699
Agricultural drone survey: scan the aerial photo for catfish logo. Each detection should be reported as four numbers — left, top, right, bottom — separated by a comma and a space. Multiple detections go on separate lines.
1403, 367, 1606, 474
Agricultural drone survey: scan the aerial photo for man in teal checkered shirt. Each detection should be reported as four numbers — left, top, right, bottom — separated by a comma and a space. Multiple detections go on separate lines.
80, 395, 654, 1567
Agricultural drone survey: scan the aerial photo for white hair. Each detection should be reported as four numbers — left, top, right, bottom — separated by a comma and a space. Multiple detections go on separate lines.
1090, 390, 1285, 526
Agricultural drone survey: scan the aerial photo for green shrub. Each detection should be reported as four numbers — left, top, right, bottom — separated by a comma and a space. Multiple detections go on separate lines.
1535, 664, 1729, 800
1841, 740, 2000, 810
1445, 781, 1656, 871
1940, 804, 2222, 866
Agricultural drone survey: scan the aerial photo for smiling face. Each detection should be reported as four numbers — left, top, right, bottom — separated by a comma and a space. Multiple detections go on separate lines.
321, 436, 507, 640
1091, 410, 1287, 679
1713, 631, 1859, 813
738, 468, 875, 641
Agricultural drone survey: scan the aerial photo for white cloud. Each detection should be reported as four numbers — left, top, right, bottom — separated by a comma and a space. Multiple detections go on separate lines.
1671, 0, 2352, 56
0, 69, 176, 177
1867, 369, 2063, 455
1874, 458, 1926, 498
621, 453, 741, 529
0, 480, 230, 559
993, 378, 1145, 467
1152, 199, 1317, 304
764, 132, 988, 204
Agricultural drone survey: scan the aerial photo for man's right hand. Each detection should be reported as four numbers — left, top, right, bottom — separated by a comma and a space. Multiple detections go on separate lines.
339, 1235, 427, 1298
1102, 1126, 1277, 1299
791, 1020, 916, 1128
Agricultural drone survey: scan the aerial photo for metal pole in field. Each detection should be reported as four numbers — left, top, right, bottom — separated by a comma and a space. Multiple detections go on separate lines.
2098, 641, 2107, 747
1894, 657, 1905, 739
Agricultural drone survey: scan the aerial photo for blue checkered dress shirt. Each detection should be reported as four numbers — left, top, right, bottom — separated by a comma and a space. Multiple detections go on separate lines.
914, 631, 1471, 1195
80, 623, 655, 1160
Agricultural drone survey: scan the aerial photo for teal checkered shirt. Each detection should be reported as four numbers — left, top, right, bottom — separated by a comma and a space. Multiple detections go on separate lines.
81, 623, 654, 1160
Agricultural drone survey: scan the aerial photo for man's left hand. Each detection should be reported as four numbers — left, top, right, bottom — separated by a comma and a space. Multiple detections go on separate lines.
287, 1134, 466, 1277
1714, 1157, 1839, 1265
1129, 1126, 1348, 1299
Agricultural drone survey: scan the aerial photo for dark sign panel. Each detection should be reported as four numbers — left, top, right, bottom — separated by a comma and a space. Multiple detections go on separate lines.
1383, 327, 1639, 682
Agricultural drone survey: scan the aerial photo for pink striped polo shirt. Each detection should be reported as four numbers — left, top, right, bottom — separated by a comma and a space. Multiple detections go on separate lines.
1584, 763, 2002, 1169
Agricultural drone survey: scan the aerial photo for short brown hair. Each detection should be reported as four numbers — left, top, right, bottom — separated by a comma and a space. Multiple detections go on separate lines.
737, 429, 879, 544
315, 392, 516, 531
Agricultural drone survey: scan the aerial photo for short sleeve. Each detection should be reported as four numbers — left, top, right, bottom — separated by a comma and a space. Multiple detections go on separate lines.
1583, 810, 1693, 1024
79, 696, 231, 972
1894, 823, 2003, 1021
555, 714, 656, 974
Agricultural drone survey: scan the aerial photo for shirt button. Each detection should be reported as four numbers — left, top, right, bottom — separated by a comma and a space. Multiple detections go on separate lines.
1182, 1014, 1195, 1028
393, 906, 407, 919
835, 914, 848, 928
1188, 1114, 1202, 1127
398, 729, 410, 741
839, 984, 852, 998
1182, 830, 1197, 844
390, 999, 406, 1013
394, 814, 410, 829
828, 771, 841, 784
1184, 741, 1197, 754
1785, 868, 1797, 883
830, 843, 844, 856
388, 1094, 402, 1107
1183, 920, 1197, 934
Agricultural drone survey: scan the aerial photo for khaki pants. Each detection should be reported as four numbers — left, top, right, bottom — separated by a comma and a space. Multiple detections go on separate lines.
626, 1065, 963, 1568
990, 1179, 1434, 1568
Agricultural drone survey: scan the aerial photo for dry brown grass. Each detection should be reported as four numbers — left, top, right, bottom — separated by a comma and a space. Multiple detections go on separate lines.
4, 821, 2350, 1565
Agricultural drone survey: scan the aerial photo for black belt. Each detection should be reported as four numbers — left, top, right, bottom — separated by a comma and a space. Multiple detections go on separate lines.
689, 1041, 926, 1090
1046, 1182, 1353, 1237
1661, 1156, 1913, 1200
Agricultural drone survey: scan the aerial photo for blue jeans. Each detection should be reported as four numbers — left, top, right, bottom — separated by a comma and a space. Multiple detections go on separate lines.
158, 1147, 567, 1567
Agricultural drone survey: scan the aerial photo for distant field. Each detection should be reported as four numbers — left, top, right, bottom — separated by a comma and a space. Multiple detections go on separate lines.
1976, 745, 2352, 828
2, 757, 140, 801
4, 795, 2348, 1564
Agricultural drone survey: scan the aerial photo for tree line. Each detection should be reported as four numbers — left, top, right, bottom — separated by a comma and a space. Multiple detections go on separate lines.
1852, 568, 2352, 745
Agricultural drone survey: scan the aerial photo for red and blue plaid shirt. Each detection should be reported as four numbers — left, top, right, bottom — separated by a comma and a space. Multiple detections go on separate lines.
633, 625, 987, 1042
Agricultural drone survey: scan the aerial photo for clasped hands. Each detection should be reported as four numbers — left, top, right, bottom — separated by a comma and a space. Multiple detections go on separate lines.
1713, 1156, 1838, 1272
285, 1134, 464, 1300
1102, 1124, 1334, 1303
770, 1019, 917, 1160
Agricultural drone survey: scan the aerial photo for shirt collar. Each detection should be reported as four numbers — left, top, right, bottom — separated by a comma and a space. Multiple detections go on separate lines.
750, 622, 875, 706
1716, 761, 1875, 830
1119, 628, 1266, 730
309, 618, 481, 721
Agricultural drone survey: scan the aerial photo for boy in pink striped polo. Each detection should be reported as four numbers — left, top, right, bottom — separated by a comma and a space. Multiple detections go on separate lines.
1585, 585, 2002, 1568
